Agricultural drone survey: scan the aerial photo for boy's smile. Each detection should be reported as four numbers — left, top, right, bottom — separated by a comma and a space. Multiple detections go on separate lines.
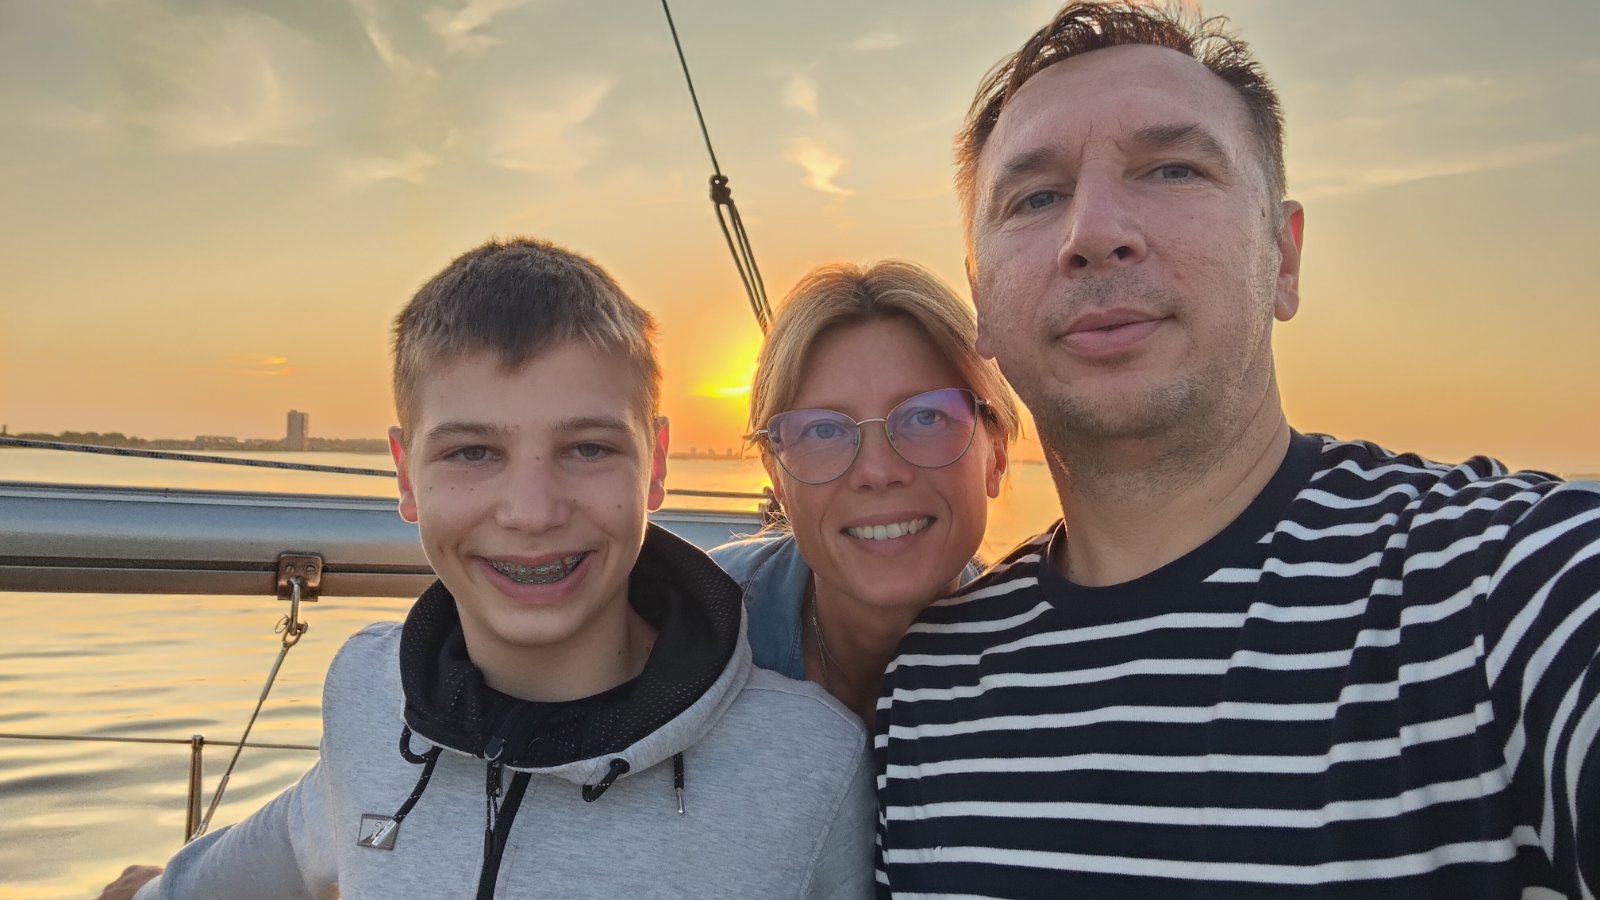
390, 341, 668, 701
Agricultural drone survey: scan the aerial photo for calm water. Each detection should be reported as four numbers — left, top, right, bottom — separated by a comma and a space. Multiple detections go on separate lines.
0, 448, 1059, 898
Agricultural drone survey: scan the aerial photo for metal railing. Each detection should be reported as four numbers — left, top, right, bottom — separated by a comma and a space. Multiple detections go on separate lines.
0, 731, 319, 840
0, 480, 770, 840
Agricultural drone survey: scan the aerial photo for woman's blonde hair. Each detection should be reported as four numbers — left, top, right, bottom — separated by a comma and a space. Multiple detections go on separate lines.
748, 260, 1021, 455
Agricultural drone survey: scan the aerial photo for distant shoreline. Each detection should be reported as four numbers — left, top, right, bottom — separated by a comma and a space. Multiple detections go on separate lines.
1, 432, 388, 453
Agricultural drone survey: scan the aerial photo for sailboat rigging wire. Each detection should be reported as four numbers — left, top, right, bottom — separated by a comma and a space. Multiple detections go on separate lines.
191, 577, 310, 840
659, 0, 772, 332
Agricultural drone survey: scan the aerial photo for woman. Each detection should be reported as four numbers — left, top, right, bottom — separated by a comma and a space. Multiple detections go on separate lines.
711, 261, 1020, 725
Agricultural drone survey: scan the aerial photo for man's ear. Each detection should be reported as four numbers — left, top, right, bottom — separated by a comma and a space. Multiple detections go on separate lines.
1274, 200, 1305, 323
646, 417, 670, 512
967, 255, 998, 361
389, 427, 418, 524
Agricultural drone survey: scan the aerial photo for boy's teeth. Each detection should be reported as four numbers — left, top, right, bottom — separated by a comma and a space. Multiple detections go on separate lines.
846, 518, 931, 541
490, 554, 584, 584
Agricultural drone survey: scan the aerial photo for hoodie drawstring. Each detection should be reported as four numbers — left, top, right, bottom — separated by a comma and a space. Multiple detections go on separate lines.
581, 757, 630, 802
673, 752, 686, 815
358, 726, 441, 850
576, 752, 686, 811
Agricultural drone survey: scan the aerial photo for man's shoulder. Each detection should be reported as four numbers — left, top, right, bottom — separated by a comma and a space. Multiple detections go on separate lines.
1296, 434, 1582, 531
946, 526, 1056, 601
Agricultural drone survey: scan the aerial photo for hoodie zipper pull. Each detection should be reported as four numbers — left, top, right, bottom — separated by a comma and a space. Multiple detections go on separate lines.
481, 735, 506, 868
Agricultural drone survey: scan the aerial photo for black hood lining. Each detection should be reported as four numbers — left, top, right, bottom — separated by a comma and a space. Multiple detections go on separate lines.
397, 523, 742, 768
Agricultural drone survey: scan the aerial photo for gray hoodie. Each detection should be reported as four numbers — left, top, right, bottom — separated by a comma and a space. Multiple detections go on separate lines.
136, 525, 874, 899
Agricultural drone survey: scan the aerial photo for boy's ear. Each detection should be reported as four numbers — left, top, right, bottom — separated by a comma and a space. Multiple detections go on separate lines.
389, 427, 419, 524
646, 416, 669, 512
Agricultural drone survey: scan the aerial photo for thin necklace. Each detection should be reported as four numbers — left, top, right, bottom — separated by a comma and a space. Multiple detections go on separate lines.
808, 587, 839, 690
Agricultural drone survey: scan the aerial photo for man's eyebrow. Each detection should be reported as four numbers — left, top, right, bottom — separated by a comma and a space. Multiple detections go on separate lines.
984, 145, 1069, 213
1129, 123, 1234, 167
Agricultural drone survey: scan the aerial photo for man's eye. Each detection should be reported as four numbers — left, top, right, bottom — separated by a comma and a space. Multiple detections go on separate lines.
451, 446, 489, 463
573, 443, 610, 459
1155, 163, 1194, 180
1022, 190, 1059, 211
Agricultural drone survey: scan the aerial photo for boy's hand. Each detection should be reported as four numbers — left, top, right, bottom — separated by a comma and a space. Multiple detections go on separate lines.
95, 864, 163, 900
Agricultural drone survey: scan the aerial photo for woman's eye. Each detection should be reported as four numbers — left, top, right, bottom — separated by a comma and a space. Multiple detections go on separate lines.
805, 421, 846, 441
1155, 163, 1193, 180
910, 409, 942, 427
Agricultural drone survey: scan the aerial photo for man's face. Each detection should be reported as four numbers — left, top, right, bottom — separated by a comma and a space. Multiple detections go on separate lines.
968, 44, 1303, 450
390, 343, 667, 684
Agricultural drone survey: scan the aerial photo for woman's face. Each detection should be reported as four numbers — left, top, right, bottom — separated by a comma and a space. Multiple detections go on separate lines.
765, 317, 1006, 611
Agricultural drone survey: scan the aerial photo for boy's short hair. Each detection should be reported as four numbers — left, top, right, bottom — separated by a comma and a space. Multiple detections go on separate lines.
392, 237, 661, 440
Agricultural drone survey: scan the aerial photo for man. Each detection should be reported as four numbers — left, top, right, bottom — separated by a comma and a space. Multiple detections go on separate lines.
874, 3, 1599, 898
110, 237, 874, 899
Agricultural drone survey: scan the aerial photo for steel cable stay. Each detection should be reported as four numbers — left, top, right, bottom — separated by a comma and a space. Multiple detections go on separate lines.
659, 0, 772, 333
190, 570, 313, 840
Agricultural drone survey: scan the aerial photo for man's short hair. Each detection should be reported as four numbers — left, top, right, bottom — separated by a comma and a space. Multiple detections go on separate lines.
956, 1, 1286, 233
392, 237, 661, 439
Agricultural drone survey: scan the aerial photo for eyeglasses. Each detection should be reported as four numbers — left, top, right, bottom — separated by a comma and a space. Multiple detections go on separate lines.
756, 388, 990, 485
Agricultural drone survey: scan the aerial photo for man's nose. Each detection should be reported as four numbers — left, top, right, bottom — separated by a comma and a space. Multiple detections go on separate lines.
1056, 172, 1147, 275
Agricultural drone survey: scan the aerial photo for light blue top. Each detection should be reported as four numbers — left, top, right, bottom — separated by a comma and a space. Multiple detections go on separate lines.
709, 531, 982, 679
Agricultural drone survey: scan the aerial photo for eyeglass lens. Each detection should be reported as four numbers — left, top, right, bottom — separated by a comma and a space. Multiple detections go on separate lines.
766, 388, 979, 485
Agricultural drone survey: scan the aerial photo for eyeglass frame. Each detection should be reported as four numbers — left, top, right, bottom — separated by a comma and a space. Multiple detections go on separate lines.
753, 387, 993, 486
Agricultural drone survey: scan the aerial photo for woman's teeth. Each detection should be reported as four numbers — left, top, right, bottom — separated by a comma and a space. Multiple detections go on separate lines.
845, 518, 930, 541
490, 554, 584, 584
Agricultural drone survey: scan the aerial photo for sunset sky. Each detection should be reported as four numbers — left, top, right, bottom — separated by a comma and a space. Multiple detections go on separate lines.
2, 0, 1597, 472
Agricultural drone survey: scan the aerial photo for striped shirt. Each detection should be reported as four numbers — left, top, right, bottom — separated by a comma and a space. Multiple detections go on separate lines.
875, 433, 1600, 899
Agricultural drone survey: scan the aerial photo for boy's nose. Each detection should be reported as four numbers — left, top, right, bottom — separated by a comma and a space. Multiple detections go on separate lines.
493, 462, 572, 533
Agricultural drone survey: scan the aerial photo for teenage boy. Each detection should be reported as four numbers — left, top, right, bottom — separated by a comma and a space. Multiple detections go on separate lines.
122, 238, 874, 899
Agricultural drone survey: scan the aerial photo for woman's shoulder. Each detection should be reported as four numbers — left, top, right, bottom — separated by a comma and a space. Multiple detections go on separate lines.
708, 529, 798, 582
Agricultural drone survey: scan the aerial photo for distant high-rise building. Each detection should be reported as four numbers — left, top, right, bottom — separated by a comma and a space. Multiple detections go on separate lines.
286, 410, 309, 451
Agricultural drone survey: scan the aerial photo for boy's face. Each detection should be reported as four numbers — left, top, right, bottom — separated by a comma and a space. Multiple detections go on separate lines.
389, 342, 667, 682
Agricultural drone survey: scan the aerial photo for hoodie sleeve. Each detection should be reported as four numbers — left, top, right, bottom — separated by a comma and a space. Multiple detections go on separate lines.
133, 761, 339, 900
803, 733, 876, 900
